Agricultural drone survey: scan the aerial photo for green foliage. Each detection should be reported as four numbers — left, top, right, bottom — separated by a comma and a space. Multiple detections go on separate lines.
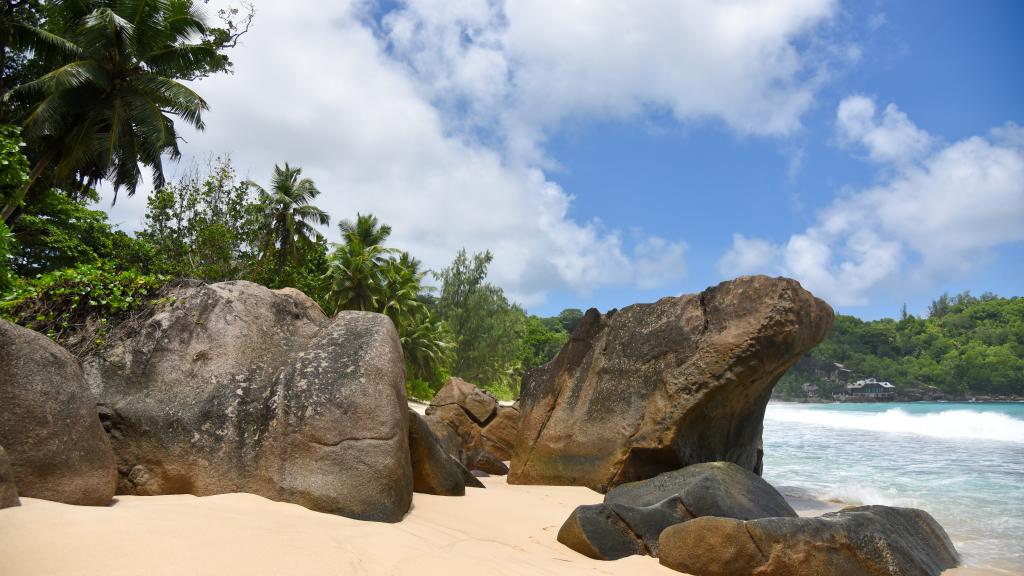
0, 124, 29, 196
0, 263, 168, 351
434, 249, 526, 396
1, 0, 254, 222
794, 292, 1024, 396
325, 214, 455, 395
8, 1, 212, 202
248, 163, 330, 280
558, 308, 584, 334
8, 187, 127, 274
138, 157, 260, 280
518, 314, 568, 373
0, 219, 14, 291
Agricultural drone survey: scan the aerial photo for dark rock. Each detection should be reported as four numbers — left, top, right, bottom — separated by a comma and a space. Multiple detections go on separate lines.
468, 448, 509, 475
557, 503, 647, 560
606, 461, 797, 519
659, 505, 960, 576
607, 497, 690, 557
0, 320, 117, 506
408, 410, 465, 496
510, 276, 833, 491
82, 281, 412, 522
460, 464, 486, 488
0, 446, 20, 509
425, 378, 518, 474
558, 462, 795, 559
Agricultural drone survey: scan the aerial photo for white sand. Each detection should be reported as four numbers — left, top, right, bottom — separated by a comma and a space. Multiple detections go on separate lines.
0, 475, 993, 576
0, 476, 678, 576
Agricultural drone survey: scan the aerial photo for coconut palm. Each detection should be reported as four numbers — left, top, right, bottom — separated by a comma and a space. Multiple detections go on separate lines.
380, 252, 429, 326
249, 163, 330, 279
2, 0, 226, 222
400, 313, 454, 384
323, 237, 391, 314
338, 212, 392, 249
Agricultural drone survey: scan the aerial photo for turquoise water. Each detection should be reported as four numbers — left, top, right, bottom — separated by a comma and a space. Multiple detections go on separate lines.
763, 402, 1024, 573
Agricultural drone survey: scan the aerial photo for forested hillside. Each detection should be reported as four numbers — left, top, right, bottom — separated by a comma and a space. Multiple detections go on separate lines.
778, 292, 1024, 397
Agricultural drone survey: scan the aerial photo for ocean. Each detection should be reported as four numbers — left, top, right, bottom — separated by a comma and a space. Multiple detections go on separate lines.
762, 402, 1024, 574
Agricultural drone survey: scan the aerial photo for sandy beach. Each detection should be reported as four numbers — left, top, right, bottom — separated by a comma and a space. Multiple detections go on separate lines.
0, 474, 1001, 576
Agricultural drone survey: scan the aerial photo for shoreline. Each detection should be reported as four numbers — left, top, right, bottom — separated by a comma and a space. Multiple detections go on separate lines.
0, 475, 1010, 576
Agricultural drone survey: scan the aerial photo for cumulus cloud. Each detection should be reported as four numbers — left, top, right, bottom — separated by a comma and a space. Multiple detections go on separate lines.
719, 98, 1024, 306
717, 234, 781, 277
383, 0, 839, 161
101, 0, 844, 308
836, 94, 934, 165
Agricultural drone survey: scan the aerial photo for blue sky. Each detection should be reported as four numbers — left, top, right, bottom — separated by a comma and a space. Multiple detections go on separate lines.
539, 0, 1024, 318
102, 0, 1023, 319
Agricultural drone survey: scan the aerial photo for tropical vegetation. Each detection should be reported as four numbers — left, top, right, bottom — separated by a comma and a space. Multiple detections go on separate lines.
6, 1, 1015, 405
778, 292, 1024, 398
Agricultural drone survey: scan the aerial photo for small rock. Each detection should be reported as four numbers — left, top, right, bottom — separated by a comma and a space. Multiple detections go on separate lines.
408, 410, 465, 496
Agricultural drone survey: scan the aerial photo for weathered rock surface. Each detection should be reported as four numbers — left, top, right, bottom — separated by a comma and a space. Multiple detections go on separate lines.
558, 462, 796, 559
659, 505, 960, 576
408, 410, 467, 496
82, 281, 413, 522
0, 446, 21, 509
510, 275, 833, 491
430, 376, 497, 424
424, 377, 519, 473
0, 320, 117, 506
557, 502, 647, 561
605, 461, 797, 518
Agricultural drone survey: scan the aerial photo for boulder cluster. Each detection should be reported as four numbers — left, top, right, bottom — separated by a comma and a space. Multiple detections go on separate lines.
423, 376, 519, 475
0, 275, 962, 575
0, 280, 477, 521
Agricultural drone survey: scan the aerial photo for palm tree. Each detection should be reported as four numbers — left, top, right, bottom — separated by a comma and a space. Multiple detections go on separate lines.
381, 251, 428, 327
323, 236, 391, 314
2, 0, 225, 223
338, 212, 392, 248
249, 163, 330, 280
400, 313, 454, 384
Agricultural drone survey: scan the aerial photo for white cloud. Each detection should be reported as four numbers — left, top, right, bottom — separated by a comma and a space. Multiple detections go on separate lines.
103, 0, 826, 307
383, 0, 839, 162
719, 97, 1024, 306
836, 94, 934, 165
717, 234, 781, 277
632, 236, 688, 290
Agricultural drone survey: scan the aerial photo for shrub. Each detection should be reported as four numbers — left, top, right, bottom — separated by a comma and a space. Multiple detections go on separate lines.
0, 264, 170, 354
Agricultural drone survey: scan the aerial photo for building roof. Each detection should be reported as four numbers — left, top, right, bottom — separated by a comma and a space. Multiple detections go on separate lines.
847, 378, 895, 389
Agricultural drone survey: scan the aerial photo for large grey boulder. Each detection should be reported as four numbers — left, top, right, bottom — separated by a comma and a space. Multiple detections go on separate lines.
510, 276, 833, 492
659, 505, 960, 576
0, 320, 117, 506
0, 446, 20, 508
83, 281, 413, 522
558, 462, 797, 559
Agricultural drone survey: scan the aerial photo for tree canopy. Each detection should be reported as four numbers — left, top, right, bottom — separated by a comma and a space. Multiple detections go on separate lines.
779, 292, 1024, 397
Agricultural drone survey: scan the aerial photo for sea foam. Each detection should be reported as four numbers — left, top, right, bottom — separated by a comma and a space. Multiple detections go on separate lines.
765, 406, 1024, 444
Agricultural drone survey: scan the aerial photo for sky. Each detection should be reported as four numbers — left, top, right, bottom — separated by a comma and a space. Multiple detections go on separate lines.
99, 0, 1024, 319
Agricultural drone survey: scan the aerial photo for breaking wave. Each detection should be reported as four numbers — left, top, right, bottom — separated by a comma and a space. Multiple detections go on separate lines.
765, 406, 1024, 444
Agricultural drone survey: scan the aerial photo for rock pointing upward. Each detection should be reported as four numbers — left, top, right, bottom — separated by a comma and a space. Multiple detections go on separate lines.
510, 275, 833, 492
